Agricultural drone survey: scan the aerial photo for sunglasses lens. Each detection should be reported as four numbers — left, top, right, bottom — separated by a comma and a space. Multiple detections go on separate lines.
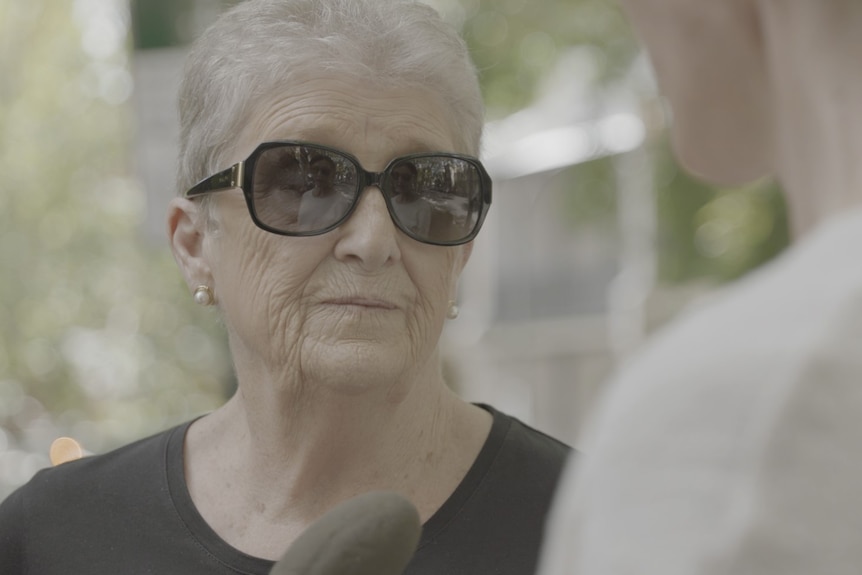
251, 145, 357, 234
248, 144, 487, 244
387, 156, 484, 244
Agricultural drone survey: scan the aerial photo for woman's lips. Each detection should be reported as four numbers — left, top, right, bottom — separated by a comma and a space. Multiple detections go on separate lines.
324, 297, 398, 310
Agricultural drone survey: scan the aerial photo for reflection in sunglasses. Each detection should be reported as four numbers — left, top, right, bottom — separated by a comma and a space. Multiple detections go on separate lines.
186, 141, 491, 245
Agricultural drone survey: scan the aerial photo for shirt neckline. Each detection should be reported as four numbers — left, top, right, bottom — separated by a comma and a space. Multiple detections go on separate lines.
164, 404, 509, 569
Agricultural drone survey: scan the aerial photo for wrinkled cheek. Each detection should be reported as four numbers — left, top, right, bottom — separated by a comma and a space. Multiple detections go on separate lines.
262, 300, 301, 359
255, 279, 308, 364
404, 289, 447, 365
225, 252, 307, 367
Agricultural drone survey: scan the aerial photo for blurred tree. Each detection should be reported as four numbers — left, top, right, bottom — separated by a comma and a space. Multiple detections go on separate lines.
131, 0, 236, 49
451, 0, 635, 118
131, 0, 194, 49
451, 0, 789, 283
651, 138, 789, 282
0, 1, 230, 498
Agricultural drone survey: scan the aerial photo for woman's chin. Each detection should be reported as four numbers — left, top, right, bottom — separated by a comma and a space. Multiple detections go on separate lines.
300, 341, 416, 396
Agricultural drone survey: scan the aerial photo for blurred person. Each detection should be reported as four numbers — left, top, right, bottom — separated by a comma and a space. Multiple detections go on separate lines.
0, 1, 570, 573
392, 161, 418, 199
253, 145, 307, 228
297, 153, 351, 230
538, 1, 862, 574
391, 161, 431, 235
309, 153, 337, 195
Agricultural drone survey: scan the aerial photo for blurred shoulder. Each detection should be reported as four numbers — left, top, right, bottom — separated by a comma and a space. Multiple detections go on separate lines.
538, 209, 862, 575
580, 207, 862, 469
602, 208, 862, 423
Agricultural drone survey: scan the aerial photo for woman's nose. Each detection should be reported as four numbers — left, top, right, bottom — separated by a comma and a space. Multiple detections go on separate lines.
332, 187, 401, 270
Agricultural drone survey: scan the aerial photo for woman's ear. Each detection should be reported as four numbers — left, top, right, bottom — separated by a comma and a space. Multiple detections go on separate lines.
166, 197, 211, 292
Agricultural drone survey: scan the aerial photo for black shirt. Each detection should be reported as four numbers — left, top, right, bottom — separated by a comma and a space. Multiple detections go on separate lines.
0, 404, 571, 574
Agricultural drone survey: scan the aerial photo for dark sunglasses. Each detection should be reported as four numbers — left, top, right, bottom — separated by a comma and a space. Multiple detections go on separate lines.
185, 141, 493, 246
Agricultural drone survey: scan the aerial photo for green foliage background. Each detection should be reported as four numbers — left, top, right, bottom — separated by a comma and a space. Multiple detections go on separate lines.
0, 0, 789, 496
452, 0, 789, 282
0, 1, 229, 494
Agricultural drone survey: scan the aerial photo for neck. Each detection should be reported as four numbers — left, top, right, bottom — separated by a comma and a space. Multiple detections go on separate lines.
214, 378, 464, 501
760, 0, 862, 237
185, 343, 489, 523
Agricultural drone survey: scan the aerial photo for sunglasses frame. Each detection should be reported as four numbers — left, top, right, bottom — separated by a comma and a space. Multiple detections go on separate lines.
185, 140, 493, 246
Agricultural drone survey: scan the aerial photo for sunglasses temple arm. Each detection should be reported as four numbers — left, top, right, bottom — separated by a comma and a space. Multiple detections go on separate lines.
185, 163, 245, 197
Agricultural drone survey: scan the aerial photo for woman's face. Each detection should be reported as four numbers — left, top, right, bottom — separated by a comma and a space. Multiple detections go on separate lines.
201, 74, 471, 393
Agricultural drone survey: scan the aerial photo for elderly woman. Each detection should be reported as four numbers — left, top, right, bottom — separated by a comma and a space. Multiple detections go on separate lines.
0, 0, 570, 573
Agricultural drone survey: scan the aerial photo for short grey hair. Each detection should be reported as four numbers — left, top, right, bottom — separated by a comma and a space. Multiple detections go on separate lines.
176, 0, 485, 196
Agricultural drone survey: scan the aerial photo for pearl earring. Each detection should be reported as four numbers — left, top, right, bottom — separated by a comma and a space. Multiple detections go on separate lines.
447, 300, 460, 320
193, 285, 215, 306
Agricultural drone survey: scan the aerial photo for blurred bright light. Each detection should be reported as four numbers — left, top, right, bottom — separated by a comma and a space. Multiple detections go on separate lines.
73, 0, 129, 61
0, 381, 26, 419
61, 327, 144, 400
79, 62, 134, 105
98, 66, 134, 105
493, 126, 595, 179
483, 112, 645, 180
0, 451, 48, 487
694, 219, 733, 258
98, 177, 147, 219
598, 113, 646, 154
72, 0, 132, 105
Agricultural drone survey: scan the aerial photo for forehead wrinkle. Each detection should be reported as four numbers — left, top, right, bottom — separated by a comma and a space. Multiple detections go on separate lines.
235, 78, 457, 167
268, 101, 451, 149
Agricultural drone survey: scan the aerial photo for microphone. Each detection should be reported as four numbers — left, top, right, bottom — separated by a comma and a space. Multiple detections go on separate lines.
269, 490, 421, 575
